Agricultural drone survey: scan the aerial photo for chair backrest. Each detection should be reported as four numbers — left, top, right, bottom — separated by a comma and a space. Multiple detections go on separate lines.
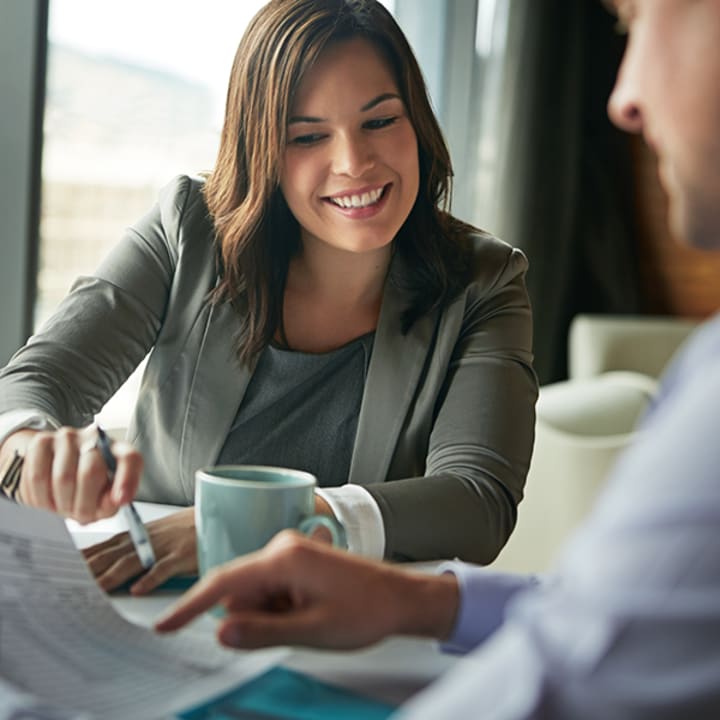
493, 314, 699, 573
491, 371, 657, 573
568, 314, 698, 380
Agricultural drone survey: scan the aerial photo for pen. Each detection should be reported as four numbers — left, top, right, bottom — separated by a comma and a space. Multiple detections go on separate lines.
95, 425, 156, 570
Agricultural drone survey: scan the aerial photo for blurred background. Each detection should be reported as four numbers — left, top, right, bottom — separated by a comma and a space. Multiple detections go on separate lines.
2, 0, 720, 427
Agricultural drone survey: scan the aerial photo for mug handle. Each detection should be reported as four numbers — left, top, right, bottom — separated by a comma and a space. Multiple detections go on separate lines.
297, 514, 347, 549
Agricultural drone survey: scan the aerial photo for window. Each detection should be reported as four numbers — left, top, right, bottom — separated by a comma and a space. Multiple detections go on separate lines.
38, 0, 273, 328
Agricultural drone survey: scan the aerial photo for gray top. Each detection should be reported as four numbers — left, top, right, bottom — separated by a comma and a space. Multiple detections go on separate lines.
216, 333, 374, 487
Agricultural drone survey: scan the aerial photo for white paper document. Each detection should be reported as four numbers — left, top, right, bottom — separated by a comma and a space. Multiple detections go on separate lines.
0, 501, 285, 720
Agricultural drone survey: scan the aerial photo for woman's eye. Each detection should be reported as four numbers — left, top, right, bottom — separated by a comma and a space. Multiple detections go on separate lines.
364, 116, 398, 130
290, 133, 325, 146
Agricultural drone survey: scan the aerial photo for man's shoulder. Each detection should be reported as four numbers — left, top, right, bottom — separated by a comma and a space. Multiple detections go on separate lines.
679, 311, 720, 362
656, 311, 720, 398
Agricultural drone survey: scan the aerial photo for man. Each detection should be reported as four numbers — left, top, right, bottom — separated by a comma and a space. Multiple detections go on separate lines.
156, 1, 720, 716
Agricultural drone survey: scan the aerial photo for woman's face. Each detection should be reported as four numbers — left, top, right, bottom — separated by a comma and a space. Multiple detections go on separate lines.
280, 37, 420, 256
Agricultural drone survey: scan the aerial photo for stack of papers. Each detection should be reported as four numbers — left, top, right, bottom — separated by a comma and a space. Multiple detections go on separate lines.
0, 501, 284, 720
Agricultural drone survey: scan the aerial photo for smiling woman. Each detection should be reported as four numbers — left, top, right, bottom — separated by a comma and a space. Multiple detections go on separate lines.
0, 0, 537, 595
281, 40, 419, 264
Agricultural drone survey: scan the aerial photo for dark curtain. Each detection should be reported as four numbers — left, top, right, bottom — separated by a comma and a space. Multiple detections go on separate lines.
487, 0, 641, 383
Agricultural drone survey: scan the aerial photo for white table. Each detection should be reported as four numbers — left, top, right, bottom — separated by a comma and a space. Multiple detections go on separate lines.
67, 503, 458, 709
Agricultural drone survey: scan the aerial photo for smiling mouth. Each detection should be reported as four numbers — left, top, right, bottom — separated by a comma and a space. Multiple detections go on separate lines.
325, 184, 388, 209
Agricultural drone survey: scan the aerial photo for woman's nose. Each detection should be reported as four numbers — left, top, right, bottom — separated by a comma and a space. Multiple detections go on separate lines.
332, 133, 374, 177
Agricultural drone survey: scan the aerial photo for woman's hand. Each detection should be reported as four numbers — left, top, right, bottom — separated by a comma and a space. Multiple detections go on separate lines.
2, 425, 141, 523
84, 506, 197, 595
310, 493, 339, 544
155, 531, 460, 650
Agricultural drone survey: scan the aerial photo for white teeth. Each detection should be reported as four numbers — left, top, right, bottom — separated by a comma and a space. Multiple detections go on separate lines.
330, 186, 384, 208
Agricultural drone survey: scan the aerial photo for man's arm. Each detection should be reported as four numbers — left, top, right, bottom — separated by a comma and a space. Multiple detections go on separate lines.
399, 331, 720, 719
156, 531, 462, 649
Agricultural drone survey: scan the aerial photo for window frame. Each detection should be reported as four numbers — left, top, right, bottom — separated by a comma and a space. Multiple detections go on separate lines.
0, 0, 47, 364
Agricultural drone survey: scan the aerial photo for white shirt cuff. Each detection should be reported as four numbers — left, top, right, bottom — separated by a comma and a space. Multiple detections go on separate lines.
0, 409, 60, 448
315, 484, 386, 559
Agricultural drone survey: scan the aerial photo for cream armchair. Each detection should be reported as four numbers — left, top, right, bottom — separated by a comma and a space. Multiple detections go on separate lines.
568, 314, 697, 380
492, 314, 698, 573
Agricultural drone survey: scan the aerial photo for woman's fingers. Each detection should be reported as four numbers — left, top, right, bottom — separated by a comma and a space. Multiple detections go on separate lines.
99, 544, 194, 596
50, 428, 81, 516
73, 436, 110, 522
128, 557, 186, 595
22, 432, 56, 510
17, 425, 143, 524
83, 532, 134, 575
94, 551, 143, 593
130, 513, 199, 594
108, 441, 143, 507
85, 508, 199, 595
83, 531, 144, 592
73, 439, 142, 522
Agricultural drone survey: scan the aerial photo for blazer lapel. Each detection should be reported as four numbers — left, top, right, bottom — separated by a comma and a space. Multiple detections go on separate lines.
178, 298, 251, 494
349, 256, 439, 485
178, 257, 439, 492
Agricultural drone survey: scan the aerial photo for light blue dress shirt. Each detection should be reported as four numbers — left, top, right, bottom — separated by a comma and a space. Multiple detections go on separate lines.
401, 312, 720, 719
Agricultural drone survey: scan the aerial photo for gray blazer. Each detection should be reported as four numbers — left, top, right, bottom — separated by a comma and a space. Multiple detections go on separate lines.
0, 176, 537, 563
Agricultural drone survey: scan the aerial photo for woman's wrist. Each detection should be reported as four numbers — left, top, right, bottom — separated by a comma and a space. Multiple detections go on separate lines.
0, 428, 42, 503
314, 493, 335, 517
0, 450, 24, 501
0, 428, 40, 461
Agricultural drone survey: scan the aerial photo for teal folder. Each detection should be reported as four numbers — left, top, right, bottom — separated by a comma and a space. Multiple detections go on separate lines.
178, 666, 397, 719
113, 574, 198, 593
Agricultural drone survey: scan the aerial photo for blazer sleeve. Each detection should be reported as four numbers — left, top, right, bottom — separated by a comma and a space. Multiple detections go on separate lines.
0, 176, 193, 427
366, 243, 538, 563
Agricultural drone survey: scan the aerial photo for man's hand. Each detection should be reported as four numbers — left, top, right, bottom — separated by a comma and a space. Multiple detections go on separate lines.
155, 531, 460, 650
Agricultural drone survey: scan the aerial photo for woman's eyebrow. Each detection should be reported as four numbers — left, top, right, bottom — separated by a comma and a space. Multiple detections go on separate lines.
360, 92, 401, 111
288, 114, 323, 125
288, 93, 402, 124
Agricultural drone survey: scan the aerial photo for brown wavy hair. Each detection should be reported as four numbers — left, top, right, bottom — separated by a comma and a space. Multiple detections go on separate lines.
205, 0, 474, 364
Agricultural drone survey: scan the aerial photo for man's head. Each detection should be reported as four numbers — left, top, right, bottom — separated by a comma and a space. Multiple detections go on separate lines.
608, 0, 720, 250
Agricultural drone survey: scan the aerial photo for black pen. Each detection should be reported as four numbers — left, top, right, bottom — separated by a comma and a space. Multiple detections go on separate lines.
96, 425, 156, 570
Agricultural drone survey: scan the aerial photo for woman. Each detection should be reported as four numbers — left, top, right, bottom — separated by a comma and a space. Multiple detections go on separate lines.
0, 0, 537, 592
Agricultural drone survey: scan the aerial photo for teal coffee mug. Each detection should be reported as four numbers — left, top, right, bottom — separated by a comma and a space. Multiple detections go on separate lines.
195, 465, 346, 578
